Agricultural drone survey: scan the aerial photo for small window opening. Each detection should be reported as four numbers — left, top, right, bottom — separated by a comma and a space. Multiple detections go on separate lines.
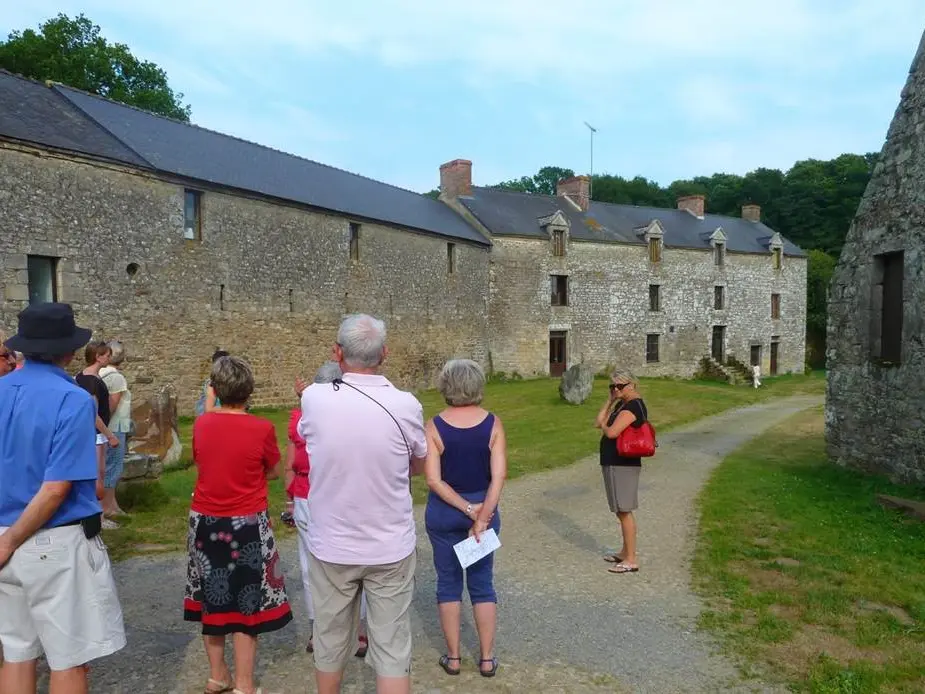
552, 230, 566, 257
220, 284, 225, 311
349, 222, 361, 261
714, 242, 725, 266
648, 238, 662, 263
447, 243, 456, 274
871, 251, 904, 365
646, 334, 660, 363
551, 275, 569, 306
714, 285, 725, 310
648, 284, 660, 312
184, 189, 202, 240
27, 255, 58, 304
771, 293, 781, 320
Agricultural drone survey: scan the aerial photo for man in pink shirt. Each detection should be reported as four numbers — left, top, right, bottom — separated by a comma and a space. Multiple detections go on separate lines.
298, 314, 426, 694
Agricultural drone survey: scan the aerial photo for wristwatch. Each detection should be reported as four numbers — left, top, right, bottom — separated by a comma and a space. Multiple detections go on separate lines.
465, 504, 473, 517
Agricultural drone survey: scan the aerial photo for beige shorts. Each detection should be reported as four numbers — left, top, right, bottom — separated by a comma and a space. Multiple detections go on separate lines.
0, 525, 126, 670
602, 465, 641, 512
309, 551, 416, 678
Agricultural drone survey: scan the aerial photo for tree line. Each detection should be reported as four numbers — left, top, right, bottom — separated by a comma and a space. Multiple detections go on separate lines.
492, 156, 874, 367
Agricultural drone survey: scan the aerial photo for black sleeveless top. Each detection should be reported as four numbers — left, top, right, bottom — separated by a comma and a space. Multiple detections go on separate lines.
599, 398, 647, 468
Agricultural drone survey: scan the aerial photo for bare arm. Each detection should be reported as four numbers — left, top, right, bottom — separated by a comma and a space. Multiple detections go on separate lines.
0, 482, 72, 568
595, 395, 617, 429
470, 417, 508, 541
410, 454, 427, 477
283, 442, 295, 496
602, 409, 637, 439
423, 420, 478, 519
205, 385, 218, 413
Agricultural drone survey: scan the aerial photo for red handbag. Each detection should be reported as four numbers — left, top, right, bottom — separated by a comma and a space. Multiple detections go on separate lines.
617, 419, 657, 457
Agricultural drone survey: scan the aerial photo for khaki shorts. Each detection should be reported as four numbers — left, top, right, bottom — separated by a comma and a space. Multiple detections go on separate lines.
309, 551, 416, 678
0, 525, 126, 670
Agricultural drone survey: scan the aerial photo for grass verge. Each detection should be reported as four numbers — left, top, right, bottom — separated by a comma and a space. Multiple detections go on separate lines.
105, 371, 825, 561
694, 406, 925, 693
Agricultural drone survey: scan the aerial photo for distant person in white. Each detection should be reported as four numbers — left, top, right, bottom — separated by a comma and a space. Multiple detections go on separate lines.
752, 364, 761, 389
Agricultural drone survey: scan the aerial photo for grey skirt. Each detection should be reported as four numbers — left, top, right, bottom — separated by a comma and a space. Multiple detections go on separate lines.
601, 465, 640, 512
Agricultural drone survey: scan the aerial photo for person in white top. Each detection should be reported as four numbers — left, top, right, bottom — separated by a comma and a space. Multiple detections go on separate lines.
298, 314, 427, 694
99, 341, 132, 517
752, 364, 762, 389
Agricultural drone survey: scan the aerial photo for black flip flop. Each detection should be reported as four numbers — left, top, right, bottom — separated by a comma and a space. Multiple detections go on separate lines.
603, 554, 625, 564
479, 657, 499, 677
439, 655, 461, 675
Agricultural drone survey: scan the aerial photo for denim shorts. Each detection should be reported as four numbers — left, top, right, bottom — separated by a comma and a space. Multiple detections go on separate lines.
104, 433, 127, 488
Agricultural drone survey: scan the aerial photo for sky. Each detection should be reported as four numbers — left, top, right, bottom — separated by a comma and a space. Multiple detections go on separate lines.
5, 1, 925, 193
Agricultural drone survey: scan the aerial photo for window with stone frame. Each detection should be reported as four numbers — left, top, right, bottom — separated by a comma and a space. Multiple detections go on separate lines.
871, 251, 904, 365
714, 285, 725, 310
648, 284, 661, 311
771, 293, 781, 320
713, 241, 725, 266
349, 222, 361, 261
184, 189, 202, 240
648, 237, 662, 263
550, 274, 569, 306
447, 243, 456, 274
552, 230, 566, 257
27, 255, 58, 305
646, 333, 660, 363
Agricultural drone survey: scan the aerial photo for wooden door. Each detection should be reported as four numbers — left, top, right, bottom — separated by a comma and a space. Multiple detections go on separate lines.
770, 340, 779, 375
549, 331, 567, 377
711, 326, 725, 362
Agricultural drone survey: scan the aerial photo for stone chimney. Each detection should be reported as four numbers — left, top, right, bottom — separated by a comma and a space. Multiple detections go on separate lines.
742, 203, 761, 222
439, 159, 472, 199
557, 175, 591, 212
677, 194, 705, 218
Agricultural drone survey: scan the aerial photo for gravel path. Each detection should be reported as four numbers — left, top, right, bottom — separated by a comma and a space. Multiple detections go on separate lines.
74, 394, 820, 693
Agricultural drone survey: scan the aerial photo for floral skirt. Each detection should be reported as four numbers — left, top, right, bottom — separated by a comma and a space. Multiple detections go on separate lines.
183, 510, 292, 636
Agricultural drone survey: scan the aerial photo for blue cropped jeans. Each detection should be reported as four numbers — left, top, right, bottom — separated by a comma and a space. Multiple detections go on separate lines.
424, 490, 500, 605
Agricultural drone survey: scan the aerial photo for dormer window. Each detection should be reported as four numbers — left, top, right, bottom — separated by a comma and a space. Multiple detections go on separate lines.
552, 229, 566, 257
772, 247, 782, 270
768, 232, 784, 270
713, 242, 725, 266
648, 238, 662, 263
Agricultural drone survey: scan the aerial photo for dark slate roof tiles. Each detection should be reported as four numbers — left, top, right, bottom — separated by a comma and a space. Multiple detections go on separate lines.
461, 187, 805, 256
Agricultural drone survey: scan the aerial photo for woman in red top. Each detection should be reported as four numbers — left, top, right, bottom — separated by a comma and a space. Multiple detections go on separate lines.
184, 356, 291, 694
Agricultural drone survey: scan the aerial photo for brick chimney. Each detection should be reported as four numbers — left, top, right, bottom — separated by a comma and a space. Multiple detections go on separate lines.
439, 159, 472, 198
742, 203, 761, 222
557, 175, 591, 212
677, 194, 705, 218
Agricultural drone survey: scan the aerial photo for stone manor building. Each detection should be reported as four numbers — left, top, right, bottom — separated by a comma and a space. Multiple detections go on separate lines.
827, 31, 925, 485
1, 70, 807, 412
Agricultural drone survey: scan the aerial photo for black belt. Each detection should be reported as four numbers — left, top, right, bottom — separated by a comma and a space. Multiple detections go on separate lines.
54, 513, 100, 528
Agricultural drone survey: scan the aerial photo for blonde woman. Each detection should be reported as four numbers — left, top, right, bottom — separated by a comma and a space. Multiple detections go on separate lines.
595, 370, 649, 574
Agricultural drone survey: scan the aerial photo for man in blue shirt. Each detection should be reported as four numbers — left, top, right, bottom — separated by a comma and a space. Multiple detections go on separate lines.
0, 303, 126, 694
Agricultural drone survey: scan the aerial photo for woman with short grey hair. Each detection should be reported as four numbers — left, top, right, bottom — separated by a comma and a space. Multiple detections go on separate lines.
424, 359, 507, 677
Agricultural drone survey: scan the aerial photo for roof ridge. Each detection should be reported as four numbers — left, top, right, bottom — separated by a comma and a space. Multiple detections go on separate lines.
52, 82, 435, 201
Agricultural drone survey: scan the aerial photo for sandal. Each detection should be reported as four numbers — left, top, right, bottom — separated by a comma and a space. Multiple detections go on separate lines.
603, 554, 625, 564
305, 637, 313, 653
439, 655, 461, 675
479, 657, 499, 677
205, 680, 233, 694
608, 562, 639, 574
355, 635, 368, 658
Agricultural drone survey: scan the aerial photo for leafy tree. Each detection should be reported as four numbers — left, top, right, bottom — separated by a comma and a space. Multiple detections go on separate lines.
496, 166, 574, 195
0, 13, 191, 121
806, 249, 837, 367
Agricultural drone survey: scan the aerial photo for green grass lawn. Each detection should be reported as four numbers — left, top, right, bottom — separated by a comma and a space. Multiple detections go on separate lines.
106, 371, 825, 561
695, 407, 925, 694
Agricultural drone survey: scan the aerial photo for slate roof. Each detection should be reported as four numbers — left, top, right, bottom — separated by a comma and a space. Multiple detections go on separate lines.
460, 187, 805, 257
0, 70, 488, 246
0, 70, 149, 167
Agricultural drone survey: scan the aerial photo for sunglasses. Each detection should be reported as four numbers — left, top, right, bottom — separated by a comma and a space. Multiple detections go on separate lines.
609, 382, 630, 391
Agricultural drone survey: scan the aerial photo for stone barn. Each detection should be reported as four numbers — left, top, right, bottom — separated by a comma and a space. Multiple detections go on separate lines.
826, 31, 925, 484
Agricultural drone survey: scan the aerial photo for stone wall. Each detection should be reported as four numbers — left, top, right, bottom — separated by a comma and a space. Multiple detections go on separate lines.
488, 234, 806, 377
0, 143, 490, 413
826, 31, 925, 485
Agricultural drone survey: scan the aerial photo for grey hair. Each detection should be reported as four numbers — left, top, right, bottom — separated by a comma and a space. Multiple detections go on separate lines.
314, 360, 343, 383
107, 340, 126, 366
437, 359, 485, 407
337, 314, 387, 369
610, 369, 639, 388
210, 356, 254, 406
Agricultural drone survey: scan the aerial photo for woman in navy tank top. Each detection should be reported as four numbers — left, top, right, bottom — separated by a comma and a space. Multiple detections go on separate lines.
424, 359, 507, 678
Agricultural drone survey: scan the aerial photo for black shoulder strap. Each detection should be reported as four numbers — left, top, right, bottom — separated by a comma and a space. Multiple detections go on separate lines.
331, 379, 412, 458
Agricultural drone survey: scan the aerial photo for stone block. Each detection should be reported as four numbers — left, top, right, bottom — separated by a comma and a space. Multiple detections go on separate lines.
129, 385, 183, 467
559, 363, 594, 404
4, 284, 28, 301
119, 453, 163, 484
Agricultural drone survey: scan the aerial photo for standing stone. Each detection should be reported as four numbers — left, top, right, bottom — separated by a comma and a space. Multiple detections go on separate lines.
129, 385, 183, 468
559, 364, 594, 404
826, 29, 925, 485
